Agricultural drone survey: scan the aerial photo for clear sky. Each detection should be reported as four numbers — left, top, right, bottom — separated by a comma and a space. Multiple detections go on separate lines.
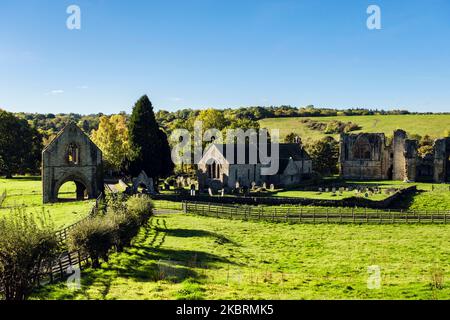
1, 0, 450, 114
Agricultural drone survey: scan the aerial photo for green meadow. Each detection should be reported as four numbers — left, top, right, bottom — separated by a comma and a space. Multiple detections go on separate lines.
32, 213, 450, 300
259, 114, 450, 141
0, 177, 94, 228
273, 181, 450, 211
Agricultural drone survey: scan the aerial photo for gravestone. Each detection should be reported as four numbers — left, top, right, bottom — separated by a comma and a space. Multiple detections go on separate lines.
270, 184, 275, 191
208, 188, 213, 197
132, 171, 155, 194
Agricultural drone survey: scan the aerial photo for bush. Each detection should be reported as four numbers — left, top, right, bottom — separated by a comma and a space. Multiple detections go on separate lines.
126, 195, 154, 225
0, 208, 58, 300
68, 216, 115, 268
106, 209, 140, 252
68, 195, 154, 265
112, 195, 153, 251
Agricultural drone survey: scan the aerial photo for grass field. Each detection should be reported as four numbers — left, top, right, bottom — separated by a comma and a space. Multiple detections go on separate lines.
273, 189, 390, 201
0, 177, 94, 228
272, 181, 450, 211
259, 114, 450, 141
32, 213, 450, 300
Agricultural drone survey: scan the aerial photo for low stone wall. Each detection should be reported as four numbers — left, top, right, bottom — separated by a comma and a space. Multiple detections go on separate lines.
153, 186, 417, 209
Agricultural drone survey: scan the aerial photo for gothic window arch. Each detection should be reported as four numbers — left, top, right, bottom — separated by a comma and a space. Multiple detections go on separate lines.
352, 137, 372, 160
207, 160, 221, 179
67, 143, 80, 165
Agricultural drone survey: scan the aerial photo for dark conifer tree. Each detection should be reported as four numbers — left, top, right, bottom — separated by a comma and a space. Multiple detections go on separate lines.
127, 95, 174, 180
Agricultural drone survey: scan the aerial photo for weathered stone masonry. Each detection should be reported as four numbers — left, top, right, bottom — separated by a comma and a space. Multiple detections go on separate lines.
42, 122, 103, 203
340, 130, 450, 183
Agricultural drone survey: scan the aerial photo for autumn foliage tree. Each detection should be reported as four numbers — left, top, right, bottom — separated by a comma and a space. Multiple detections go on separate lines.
91, 114, 130, 172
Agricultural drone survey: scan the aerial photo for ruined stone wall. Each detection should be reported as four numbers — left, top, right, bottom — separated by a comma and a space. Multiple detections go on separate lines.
339, 133, 391, 180
433, 138, 447, 183
392, 130, 407, 180
42, 123, 103, 203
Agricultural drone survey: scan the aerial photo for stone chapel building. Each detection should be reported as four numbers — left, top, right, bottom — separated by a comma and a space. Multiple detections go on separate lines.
197, 142, 312, 190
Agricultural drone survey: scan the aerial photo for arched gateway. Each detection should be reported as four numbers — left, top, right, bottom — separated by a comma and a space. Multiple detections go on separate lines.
42, 122, 103, 203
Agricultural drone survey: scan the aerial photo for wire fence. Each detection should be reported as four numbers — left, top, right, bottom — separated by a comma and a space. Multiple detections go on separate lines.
184, 202, 450, 224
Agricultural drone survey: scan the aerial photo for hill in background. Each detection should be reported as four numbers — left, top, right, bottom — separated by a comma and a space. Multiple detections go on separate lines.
260, 114, 450, 142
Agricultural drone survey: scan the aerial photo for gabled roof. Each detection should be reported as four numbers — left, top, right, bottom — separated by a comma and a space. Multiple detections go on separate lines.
205, 143, 311, 166
42, 122, 100, 153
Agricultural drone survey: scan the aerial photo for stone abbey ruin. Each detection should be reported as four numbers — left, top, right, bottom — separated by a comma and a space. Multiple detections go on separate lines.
41, 123, 449, 204
42, 122, 104, 203
339, 130, 450, 183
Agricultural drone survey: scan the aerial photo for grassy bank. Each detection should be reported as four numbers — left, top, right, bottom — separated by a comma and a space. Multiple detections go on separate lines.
32, 213, 450, 300
259, 114, 450, 141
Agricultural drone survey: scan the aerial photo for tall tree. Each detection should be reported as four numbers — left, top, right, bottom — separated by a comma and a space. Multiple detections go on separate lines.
305, 136, 339, 176
127, 95, 173, 180
91, 115, 130, 172
0, 110, 43, 178
196, 108, 227, 131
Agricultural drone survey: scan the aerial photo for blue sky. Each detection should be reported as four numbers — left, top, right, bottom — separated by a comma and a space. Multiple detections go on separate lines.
1, 0, 450, 114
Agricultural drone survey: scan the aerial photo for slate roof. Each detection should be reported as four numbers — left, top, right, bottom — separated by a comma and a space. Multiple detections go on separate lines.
207, 143, 311, 168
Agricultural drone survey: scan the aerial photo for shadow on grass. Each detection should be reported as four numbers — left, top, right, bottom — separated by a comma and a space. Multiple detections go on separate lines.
156, 228, 239, 246
5, 176, 41, 181
388, 189, 422, 209
33, 217, 236, 299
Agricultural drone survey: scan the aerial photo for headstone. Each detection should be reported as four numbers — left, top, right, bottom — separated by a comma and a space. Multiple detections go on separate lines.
208, 188, 213, 197
235, 182, 240, 189
251, 181, 256, 190
221, 189, 225, 197
270, 184, 275, 191
319, 188, 323, 192
325, 188, 329, 192
332, 187, 336, 193
263, 182, 267, 189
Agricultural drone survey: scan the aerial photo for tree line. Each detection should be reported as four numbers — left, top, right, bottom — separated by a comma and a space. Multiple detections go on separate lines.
0, 95, 174, 182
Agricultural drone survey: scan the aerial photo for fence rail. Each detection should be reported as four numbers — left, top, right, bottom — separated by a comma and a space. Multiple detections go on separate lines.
54, 193, 103, 245
33, 193, 104, 287
0, 190, 6, 207
184, 202, 450, 225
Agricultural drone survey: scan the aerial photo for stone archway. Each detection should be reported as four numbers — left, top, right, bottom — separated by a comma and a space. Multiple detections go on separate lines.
54, 174, 93, 201
42, 122, 103, 203
131, 171, 155, 194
